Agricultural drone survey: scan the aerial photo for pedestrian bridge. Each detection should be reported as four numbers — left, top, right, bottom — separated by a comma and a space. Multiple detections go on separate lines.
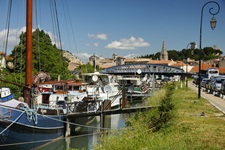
101, 64, 184, 76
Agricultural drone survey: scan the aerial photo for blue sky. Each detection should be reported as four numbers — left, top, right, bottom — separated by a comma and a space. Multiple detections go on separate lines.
0, 0, 225, 63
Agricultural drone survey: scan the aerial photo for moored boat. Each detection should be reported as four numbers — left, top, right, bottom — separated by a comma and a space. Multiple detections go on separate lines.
0, 87, 65, 149
80, 72, 122, 108
0, 0, 66, 149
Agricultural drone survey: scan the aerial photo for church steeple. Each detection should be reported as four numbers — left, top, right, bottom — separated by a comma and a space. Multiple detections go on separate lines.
160, 41, 168, 61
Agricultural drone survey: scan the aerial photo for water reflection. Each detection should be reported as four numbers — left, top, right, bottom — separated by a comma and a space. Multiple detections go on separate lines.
38, 114, 127, 150
39, 99, 143, 150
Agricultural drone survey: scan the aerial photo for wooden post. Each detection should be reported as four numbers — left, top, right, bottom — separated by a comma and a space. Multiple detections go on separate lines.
65, 102, 70, 137
100, 101, 105, 132
100, 100, 111, 132
122, 83, 126, 108
65, 118, 70, 137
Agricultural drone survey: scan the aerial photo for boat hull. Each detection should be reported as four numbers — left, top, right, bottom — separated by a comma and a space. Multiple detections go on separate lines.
0, 105, 65, 149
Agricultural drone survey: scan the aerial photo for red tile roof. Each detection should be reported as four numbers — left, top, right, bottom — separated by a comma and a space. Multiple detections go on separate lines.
190, 63, 215, 73
125, 58, 151, 63
147, 60, 172, 65
218, 68, 225, 74
99, 64, 114, 69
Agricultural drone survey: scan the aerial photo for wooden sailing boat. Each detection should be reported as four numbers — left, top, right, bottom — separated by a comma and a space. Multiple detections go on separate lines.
0, 0, 65, 149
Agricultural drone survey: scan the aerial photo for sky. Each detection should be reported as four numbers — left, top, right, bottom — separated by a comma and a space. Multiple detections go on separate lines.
0, 0, 225, 63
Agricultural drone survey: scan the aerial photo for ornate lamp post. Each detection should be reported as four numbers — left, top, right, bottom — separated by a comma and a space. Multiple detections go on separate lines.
198, 1, 220, 99
186, 43, 191, 88
186, 42, 196, 88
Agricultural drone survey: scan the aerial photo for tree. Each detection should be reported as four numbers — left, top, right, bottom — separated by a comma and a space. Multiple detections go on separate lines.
9, 28, 71, 80
76, 64, 95, 74
139, 47, 223, 61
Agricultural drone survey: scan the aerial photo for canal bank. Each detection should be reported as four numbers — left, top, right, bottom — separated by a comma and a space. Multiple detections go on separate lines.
93, 83, 225, 150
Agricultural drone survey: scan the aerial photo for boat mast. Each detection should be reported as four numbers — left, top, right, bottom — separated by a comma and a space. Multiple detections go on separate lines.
24, 0, 32, 107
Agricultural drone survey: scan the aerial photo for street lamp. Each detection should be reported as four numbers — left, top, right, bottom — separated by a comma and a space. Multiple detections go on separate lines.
198, 1, 220, 99
186, 43, 191, 88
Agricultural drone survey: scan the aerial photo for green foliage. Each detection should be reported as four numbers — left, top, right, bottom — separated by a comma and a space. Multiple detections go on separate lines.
8, 28, 71, 80
150, 84, 175, 132
76, 63, 96, 74
139, 52, 160, 59
94, 84, 175, 150
139, 47, 222, 61
0, 70, 25, 98
94, 83, 225, 150
75, 63, 103, 74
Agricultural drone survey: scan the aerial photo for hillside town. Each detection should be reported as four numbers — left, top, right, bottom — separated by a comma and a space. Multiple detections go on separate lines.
88, 41, 225, 75
0, 40, 224, 75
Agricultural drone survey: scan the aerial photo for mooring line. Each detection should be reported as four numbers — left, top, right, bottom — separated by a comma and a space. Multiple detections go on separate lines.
42, 114, 112, 130
0, 111, 25, 135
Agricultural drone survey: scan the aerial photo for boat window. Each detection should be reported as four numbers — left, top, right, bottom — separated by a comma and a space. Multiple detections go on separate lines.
85, 76, 93, 83
101, 77, 108, 83
209, 71, 218, 74
74, 86, 80, 90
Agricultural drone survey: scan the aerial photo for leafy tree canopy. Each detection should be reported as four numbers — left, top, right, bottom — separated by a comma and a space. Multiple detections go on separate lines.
139, 47, 222, 61
8, 28, 71, 80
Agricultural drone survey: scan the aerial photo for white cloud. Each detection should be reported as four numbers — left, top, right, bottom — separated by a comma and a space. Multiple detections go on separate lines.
0, 28, 20, 52
88, 33, 107, 40
0, 26, 64, 54
105, 36, 150, 50
93, 42, 99, 47
47, 31, 64, 48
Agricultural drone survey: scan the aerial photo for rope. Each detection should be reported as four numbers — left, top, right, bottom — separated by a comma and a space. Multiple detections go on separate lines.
43, 114, 111, 130
65, 0, 78, 54
3, 0, 12, 55
34, 0, 41, 71
24, 107, 38, 125
0, 110, 130, 147
0, 114, 131, 148
53, 0, 65, 78
0, 111, 25, 135
0, 129, 104, 147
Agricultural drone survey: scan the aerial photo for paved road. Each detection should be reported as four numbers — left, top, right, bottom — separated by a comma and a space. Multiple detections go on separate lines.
188, 82, 225, 114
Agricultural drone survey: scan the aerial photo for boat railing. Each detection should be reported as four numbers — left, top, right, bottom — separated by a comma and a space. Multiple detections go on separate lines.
86, 85, 100, 99
37, 103, 63, 110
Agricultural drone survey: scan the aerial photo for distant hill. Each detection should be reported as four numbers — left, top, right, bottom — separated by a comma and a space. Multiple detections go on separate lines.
62, 50, 82, 71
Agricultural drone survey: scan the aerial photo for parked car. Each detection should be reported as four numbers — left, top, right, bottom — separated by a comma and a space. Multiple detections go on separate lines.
220, 81, 225, 99
192, 74, 207, 86
210, 76, 225, 96
208, 76, 222, 94
201, 78, 210, 91
192, 76, 199, 86
204, 79, 211, 93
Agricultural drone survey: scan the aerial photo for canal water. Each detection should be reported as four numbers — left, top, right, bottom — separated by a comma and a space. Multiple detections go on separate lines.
39, 99, 143, 150
39, 114, 128, 150
1, 99, 143, 150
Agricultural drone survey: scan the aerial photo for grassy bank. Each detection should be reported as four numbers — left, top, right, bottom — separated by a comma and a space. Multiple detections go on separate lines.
94, 83, 225, 150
